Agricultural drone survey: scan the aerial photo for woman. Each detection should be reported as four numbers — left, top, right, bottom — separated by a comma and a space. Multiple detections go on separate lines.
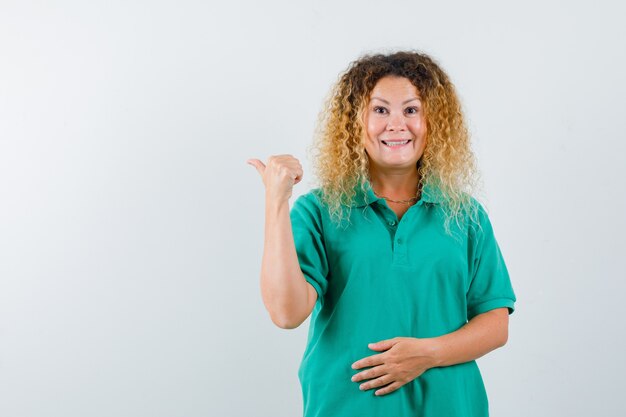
247, 50, 516, 417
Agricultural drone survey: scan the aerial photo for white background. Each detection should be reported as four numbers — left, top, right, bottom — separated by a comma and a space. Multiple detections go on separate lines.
1, 1, 625, 416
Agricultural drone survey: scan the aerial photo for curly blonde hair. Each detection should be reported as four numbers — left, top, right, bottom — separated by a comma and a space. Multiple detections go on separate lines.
307, 49, 483, 239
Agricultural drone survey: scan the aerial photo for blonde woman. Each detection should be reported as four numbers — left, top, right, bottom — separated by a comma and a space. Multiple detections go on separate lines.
248, 50, 516, 417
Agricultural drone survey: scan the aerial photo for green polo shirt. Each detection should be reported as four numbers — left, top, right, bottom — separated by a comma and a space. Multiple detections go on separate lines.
289, 179, 516, 417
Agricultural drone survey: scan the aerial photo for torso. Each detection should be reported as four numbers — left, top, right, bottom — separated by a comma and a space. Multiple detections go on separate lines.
292, 187, 515, 417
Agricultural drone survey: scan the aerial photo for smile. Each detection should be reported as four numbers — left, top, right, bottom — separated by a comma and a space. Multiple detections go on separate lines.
381, 140, 411, 148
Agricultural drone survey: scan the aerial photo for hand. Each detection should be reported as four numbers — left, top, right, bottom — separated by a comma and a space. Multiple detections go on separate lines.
350, 337, 439, 396
247, 155, 303, 203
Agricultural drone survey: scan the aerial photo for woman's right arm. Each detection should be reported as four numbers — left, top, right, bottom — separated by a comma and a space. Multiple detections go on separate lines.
247, 155, 318, 329
262, 197, 318, 329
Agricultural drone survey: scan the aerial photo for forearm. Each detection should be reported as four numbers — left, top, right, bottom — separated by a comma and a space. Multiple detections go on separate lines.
429, 308, 510, 368
259, 196, 310, 327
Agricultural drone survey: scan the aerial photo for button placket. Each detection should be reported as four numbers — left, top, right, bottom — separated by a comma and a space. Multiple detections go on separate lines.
393, 234, 408, 262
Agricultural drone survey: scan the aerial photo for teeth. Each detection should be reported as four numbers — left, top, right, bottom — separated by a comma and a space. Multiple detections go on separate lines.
383, 140, 410, 146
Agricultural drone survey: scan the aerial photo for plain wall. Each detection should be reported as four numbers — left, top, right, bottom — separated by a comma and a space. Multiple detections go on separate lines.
1, 0, 625, 416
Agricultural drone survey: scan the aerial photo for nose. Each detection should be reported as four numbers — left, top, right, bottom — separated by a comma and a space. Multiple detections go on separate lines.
386, 112, 407, 131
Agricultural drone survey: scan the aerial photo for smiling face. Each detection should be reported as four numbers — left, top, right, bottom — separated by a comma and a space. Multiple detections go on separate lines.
362, 76, 428, 172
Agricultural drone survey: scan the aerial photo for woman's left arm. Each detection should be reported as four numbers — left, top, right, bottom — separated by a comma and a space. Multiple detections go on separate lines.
350, 307, 511, 395
429, 307, 509, 367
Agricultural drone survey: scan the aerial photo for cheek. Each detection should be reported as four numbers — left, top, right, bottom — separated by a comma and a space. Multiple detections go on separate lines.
410, 119, 426, 132
367, 118, 385, 135
366, 121, 376, 137
363, 123, 376, 143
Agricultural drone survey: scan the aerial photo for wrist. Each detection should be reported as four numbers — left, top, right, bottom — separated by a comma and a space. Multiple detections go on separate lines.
265, 196, 290, 213
426, 337, 445, 368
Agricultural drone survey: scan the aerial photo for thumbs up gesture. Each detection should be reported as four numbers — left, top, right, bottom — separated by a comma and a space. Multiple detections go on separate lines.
247, 155, 304, 203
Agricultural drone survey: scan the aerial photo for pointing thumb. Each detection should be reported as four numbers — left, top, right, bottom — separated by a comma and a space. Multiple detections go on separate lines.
246, 158, 266, 176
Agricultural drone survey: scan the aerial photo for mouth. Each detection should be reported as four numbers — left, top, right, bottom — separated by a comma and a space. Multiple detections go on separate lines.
381, 139, 412, 148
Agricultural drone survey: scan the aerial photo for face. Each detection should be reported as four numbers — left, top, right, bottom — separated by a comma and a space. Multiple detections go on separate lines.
362, 76, 427, 172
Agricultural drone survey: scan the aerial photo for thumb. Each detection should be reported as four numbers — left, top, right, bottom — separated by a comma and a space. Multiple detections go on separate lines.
246, 158, 266, 176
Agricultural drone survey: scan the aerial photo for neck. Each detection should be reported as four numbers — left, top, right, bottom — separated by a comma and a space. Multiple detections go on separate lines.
369, 167, 420, 200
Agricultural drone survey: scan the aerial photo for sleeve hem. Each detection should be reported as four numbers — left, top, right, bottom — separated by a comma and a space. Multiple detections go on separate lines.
468, 298, 515, 320
303, 275, 323, 306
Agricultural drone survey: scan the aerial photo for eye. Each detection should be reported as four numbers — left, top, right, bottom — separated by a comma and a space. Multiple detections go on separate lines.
373, 106, 387, 114
405, 107, 419, 115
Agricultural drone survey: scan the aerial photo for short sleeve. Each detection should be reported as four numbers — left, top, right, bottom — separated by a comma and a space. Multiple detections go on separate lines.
290, 192, 329, 306
466, 201, 516, 321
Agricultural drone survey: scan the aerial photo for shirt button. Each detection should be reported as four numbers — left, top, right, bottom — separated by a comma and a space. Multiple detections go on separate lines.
397, 238, 403, 244
388, 220, 396, 227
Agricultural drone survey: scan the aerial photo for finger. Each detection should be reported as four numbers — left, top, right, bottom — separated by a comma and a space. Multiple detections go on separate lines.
368, 338, 399, 351
358, 373, 391, 391
246, 158, 266, 176
351, 364, 386, 383
352, 353, 385, 370
293, 167, 304, 184
359, 371, 393, 390
375, 381, 404, 396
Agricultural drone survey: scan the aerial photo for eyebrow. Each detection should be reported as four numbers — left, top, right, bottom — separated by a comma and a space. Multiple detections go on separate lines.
371, 97, 421, 105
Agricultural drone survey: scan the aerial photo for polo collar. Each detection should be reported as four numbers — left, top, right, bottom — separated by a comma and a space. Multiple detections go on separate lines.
347, 179, 445, 208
